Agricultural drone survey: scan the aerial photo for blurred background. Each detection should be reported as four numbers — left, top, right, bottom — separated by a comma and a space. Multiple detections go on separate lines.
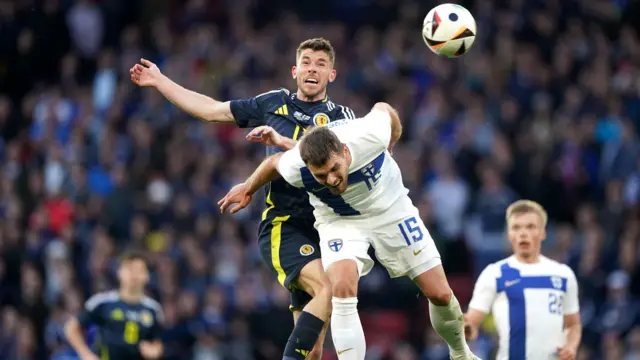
1, 0, 640, 359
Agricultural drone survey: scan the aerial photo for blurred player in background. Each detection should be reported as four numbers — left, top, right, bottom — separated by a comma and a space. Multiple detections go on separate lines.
64, 252, 164, 360
219, 103, 479, 360
130, 38, 357, 360
464, 200, 582, 360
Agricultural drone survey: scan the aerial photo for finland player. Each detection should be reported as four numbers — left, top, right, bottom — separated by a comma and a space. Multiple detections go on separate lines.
464, 200, 582, 360
219, 103, 479, 360
130, 38, 356, 359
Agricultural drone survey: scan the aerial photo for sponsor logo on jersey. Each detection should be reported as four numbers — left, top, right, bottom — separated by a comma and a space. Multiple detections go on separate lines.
299, 244, 315, 256
313, 113, 330, 126
328, 239, 343, 252
504, 279, 520, 288
294, 111, 311, 121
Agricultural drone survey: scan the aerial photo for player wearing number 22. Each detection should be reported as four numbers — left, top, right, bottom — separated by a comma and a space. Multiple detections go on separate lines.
64, 253, 163, 360
219, 103, 479, 360
464, 200, 582, 360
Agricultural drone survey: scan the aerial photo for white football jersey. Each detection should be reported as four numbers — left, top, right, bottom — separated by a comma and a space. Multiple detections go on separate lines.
468, 255, 580, 360
276, 109, 409, 225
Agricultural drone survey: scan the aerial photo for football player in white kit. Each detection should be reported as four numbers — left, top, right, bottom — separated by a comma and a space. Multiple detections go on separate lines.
219, 103, 479, 360
464, 200, 582, 360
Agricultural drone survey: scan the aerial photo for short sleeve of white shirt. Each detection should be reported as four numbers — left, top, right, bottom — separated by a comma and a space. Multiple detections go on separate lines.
468, 264, 499, 313
276, 147, 304, 188
563, 266, 580, 315
330, 108, 392, 151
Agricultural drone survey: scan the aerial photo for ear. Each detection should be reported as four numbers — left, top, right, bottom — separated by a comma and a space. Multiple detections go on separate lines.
329, 68, 337, 83
541, 229, 547, 241
292, 65, 297, 79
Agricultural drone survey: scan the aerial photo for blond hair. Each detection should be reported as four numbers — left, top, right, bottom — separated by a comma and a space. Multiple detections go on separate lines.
505, 200, 548, 227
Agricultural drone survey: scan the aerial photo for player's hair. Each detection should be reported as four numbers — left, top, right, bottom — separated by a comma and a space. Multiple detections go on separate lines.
299, 126, 342, 168
505, 200, 548, 227
119, 250, 148, 266
297, 38, 336, 64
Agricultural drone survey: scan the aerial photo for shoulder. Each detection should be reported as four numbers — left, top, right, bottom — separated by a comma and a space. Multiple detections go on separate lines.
85, 290, 119, 311
327, 102, 356, 120
540, 256, 575, 277
141, 296, 164, 319
482, 258, 512, 278
255, 88, 289, 100
278, 146, 304, 172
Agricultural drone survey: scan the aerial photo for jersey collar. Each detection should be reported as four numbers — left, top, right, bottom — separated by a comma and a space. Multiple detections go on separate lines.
290, 90, 330, 106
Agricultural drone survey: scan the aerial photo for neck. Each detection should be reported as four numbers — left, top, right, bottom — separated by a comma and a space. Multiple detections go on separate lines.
515, 253, 541, 264
296, 89, 326, 102
119, 288, 143, 303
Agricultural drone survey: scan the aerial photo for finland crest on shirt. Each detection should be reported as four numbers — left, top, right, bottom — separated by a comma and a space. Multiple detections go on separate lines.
468, 255, 580, 360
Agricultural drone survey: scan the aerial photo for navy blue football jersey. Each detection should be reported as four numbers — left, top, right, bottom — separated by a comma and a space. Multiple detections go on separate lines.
230, 88, 356, 218
77, 291, 163, 360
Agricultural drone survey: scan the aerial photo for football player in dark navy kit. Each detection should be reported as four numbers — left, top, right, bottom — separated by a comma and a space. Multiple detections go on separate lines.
130, 38, 356, 360
65, 253, 163, 360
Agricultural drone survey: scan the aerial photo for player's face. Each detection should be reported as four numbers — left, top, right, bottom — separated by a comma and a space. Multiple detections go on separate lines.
307, 148, 349, 195
118, 259, 149, 292
292, 49, 336, 100
507, 212, 546, 260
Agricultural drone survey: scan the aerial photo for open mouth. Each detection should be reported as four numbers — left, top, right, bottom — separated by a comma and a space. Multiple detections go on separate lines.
304, 78, 319, 85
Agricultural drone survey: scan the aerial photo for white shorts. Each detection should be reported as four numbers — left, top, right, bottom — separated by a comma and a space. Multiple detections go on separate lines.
317, 198, 441, 279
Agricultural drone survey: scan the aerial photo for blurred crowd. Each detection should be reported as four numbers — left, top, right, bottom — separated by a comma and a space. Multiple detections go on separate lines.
1, 0, 640, 359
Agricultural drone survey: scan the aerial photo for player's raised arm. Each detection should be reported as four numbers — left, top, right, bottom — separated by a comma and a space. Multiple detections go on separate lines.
372, 102, 402, 148
355, 102, 402, 154
130, 59, 235, 123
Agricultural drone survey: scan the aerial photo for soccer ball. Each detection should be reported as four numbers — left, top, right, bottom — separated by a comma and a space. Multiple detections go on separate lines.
422, 3, 477, 58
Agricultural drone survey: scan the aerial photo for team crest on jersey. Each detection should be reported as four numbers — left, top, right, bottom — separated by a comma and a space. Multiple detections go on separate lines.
141, 310, 154, 326
299, 244, 315, 256
551, 276, 563, 289
110, 309, 124, 321
328, 239, 343, 252
313, 113, 330, 126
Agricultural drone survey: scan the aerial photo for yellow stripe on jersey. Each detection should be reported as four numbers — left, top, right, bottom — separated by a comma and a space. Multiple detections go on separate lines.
275, 105, 289, 115
262, 188, 275, 220
292, 125, 302, 141
270, 215, 291, 286
101, 345, 109, 360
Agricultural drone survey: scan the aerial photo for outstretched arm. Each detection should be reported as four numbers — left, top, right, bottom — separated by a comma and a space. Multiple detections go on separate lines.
218, 153, 284, 214
131, 59, 234, 123
246, 153, 284, 195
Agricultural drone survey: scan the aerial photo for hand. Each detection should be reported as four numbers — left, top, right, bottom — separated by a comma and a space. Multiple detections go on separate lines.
79, 351, 100, 360
463, 316, 478, 341
139, 341, 163, 359
130, 59, 163, 87
556, 346, 576, 360
246, 126, 285, 147
218, 183, 253, 214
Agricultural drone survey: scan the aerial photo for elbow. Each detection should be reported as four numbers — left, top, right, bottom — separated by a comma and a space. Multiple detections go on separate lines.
204, 101, 232, 123
64, 318, 77, 337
